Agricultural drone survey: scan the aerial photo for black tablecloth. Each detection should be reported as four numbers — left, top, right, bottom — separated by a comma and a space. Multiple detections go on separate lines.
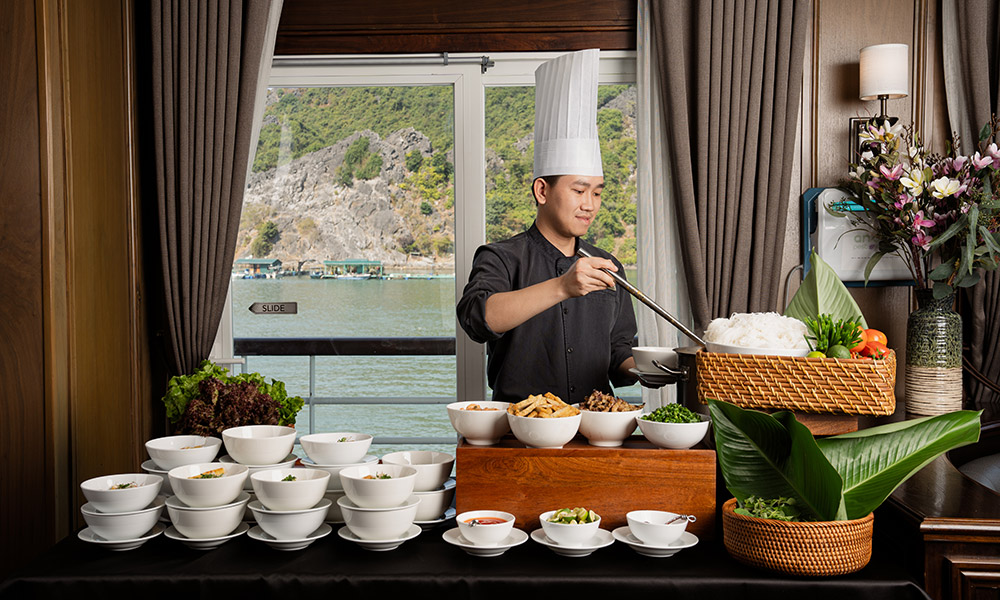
0, 522, 930, 600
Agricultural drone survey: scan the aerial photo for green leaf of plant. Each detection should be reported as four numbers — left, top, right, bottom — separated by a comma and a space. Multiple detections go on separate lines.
981, 226, 1000, 255
816, 411, 981, 520
929, 260, 956, 281
785, 251, 868, 328
956, 271, 981, 288
933, 281, 954, 299
708, 400, 845, 521
928, 215, 967, 249
966, 206, 980, 274
863, 252, 885, 285
981, 121, 992, 142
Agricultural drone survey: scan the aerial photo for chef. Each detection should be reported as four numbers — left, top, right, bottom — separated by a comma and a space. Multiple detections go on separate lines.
456, 49, 638, 405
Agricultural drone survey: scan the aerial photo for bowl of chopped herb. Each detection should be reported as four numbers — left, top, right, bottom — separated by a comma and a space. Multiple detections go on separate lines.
636, 405, 710, 449
167, 462, 248, 508
251, 468, 329, 511
339, 464, 418, 508
299, 432, 373, 466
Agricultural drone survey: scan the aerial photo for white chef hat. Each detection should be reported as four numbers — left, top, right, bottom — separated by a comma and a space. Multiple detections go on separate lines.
533, 49, 603, 180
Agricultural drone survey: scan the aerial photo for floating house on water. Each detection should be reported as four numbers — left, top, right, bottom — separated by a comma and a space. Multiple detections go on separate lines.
322, 259, 383, 279
233, 258, 282, 278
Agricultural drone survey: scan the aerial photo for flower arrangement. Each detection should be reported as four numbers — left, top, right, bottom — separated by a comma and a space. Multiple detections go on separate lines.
840, 118, 1000, 298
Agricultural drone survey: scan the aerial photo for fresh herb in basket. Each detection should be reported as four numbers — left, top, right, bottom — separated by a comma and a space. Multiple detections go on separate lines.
708, 399, 981, 521
803, 314, 864, 358
733, 496, 802, 522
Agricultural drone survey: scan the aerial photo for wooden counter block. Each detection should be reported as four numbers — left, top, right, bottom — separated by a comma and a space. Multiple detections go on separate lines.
455, 435, 716, 540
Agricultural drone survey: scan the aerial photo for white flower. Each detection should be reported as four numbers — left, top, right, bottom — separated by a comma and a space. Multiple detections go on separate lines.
930, 177, 962, 198
861, 150, 874, 162
849, 165, 866, 180
900, 168, 925, 195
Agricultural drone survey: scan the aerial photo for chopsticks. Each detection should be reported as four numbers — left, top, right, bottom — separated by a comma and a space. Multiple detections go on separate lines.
575, 248, 707, 348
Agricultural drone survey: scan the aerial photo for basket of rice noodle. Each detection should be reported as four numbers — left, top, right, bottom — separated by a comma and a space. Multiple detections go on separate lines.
695, 312, 895, 415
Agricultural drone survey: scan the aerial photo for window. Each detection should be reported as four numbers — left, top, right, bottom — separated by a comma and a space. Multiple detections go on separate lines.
224, 52, 638, 453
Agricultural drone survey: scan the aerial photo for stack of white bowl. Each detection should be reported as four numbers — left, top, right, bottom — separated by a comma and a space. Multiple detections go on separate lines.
337, 464, 422, 549
165, 462, 250, 546
219, 425, 299, 520
381, 450, 455, 524
79, 473, 166, 550
247, 468, 331, 548
298, 432, 378, 523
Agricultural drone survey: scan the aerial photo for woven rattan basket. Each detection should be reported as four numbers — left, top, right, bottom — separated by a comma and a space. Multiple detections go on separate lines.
721, 498, 873, 576
697, 350, 896, 415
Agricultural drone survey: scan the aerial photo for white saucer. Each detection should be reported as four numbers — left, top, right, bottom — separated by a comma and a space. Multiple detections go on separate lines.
78, 524, 163, 551
530, 528, 614, 557
165, 522, 249, 550
611, 526, 699, 557
442, 526, 528, 557
247, 523, 331, 551
415, 507, 456, 529
629, 367, 675, 385
337, 523, 421, 551
299, 454, 379, 468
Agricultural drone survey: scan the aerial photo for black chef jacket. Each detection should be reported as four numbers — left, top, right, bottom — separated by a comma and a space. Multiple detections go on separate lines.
457, 223, 638, 405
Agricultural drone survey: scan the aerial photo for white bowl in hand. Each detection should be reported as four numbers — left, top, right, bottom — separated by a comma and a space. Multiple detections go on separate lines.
631, 346, 678, 373
80, 473, 163, 514
145, 435, 222, 470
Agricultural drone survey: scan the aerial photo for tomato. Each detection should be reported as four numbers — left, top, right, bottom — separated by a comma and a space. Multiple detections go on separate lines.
850, 326, 868, 353
865, 329, 888, 347
862, 341, 890, 359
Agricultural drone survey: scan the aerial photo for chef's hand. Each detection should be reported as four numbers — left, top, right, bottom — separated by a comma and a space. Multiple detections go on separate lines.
560, 257, 618, 298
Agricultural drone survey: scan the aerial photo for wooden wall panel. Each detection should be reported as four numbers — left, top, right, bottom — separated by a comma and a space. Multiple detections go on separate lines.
61, 0, 146, 518
0, 0, 51, 576
276, 0, 637, 54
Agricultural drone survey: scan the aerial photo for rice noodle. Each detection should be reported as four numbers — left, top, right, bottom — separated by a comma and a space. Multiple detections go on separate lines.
703, 312, 809, 350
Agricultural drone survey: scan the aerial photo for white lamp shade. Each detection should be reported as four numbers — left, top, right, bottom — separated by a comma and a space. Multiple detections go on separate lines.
859, 43, 908, 100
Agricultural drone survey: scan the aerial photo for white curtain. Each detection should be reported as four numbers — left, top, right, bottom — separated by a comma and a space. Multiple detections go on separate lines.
636, 0, 693, 408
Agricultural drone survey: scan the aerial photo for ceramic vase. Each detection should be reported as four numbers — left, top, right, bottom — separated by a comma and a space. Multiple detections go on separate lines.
905, 290, 963, 416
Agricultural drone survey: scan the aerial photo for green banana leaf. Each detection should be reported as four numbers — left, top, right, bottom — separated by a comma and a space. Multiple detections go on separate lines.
816, 410, 982, 519
708, 400, 846, 521
784, 251, 868, 328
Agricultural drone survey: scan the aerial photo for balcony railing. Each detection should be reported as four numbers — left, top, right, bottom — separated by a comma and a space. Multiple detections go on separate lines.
234, 336, 458, 445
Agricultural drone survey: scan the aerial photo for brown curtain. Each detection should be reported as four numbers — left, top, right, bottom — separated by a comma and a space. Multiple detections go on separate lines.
150, 0, 274, 375
942, 0, 1000, 411
649, 0, 808, 331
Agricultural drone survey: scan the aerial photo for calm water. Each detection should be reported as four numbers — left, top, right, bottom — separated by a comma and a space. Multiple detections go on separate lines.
231, 275, 640, 456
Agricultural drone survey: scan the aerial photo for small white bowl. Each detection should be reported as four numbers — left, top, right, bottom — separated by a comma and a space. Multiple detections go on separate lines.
539, 509, 602, 547
446, 401, 511, 445
339, 464, 418, 509
507, 412, 581, 449
80, 496, 165, 541
632, 346, 678, 373
637, 414, 711, 450
337, 496, 420, 540
323, 490, 348, 522
412, 479, 456, 521
80, 473, 163, 514
167, 462, 248, 508
140, 460, 174, 495
165, 492, 249, 539
456, 510, 515, 546
705, 341, 810, 357
251, 468, 329, 511
299, 432, 372, 465
219, 453, 298, 490
381, 450, 455, 492
300, 454, 379, 491
577, 406, 641, 447
626, 510, 690, 546
221, 425, 296, 466
248, 498, 331, 540
145, 435, 222, 470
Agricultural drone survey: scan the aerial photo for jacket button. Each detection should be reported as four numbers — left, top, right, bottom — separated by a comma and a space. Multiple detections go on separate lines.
570, 386, 576, 393
567, 347, 574, 354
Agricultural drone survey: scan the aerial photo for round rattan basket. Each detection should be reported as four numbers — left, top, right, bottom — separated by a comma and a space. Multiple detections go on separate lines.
721, 498, 874, 576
